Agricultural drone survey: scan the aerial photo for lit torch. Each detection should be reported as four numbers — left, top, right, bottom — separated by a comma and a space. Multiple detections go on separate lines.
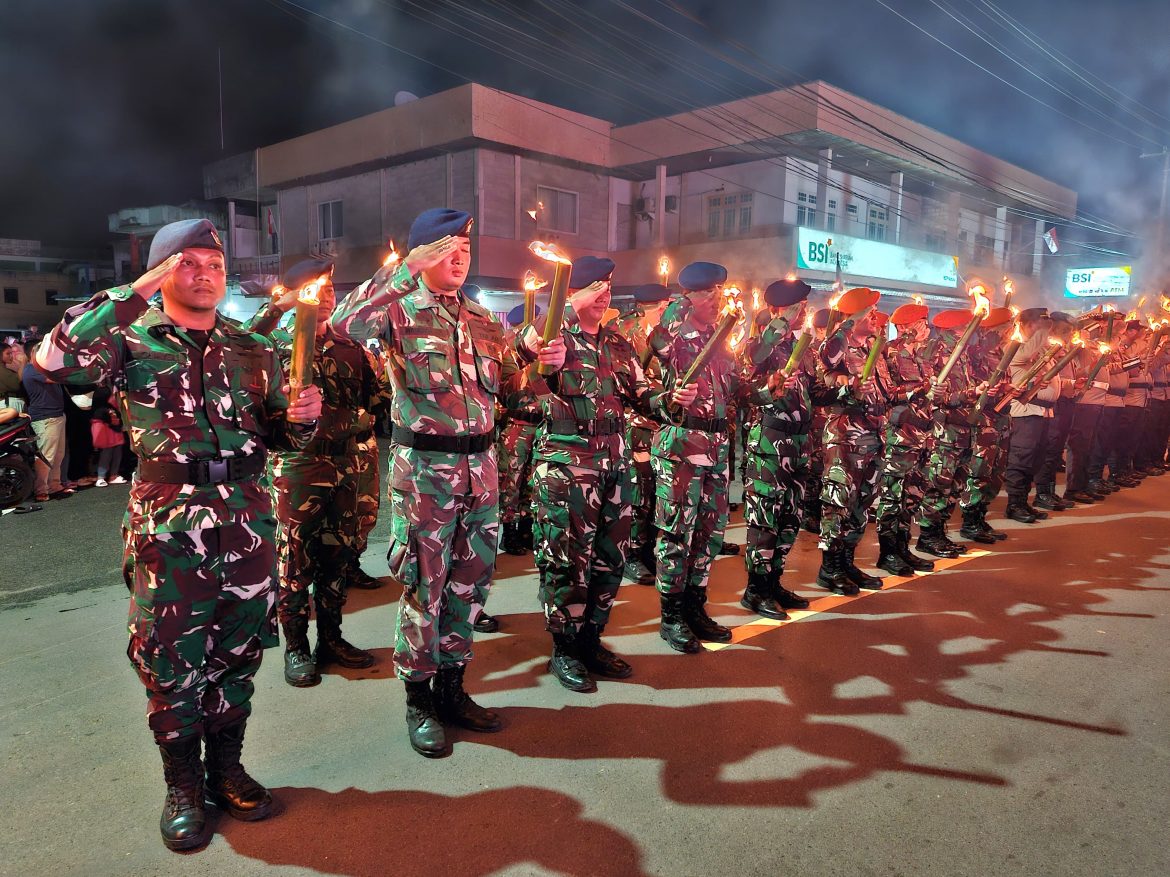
971, 320, 1024, 419
1002, 277, 1014, 309
933, 283, 991, 389
1019, 332, 1085, 403
680, 295, 744, 387
528, 240, 572, 375
522, 270, 545, 326
382, 240, 400, 268
1104, 303, 1118, 340
658, 256, 670, 284
1083, 340, 1114, 388
995, 337, 1063, 412
289, 276, 326, 404
783, 308, 815, 376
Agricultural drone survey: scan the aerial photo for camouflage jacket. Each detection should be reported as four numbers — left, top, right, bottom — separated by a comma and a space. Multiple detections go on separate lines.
614, 306, 661, 435
36, 285, 313, 533
818, 329, 895, 440
742, 313, 815, 437
331, 261, 518, 495
530, 306, 667, 471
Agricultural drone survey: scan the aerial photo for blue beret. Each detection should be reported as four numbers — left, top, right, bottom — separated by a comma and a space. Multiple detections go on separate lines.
461, 283, 481, 302
678, 261, 727, 292
764, 278, 812, 308
282, 257, 334, 291
407, 208, 473, 250
569, 256, 615, 289
507, 304, 543, 326
633, 283, 672, 303
147, 219, 223, 269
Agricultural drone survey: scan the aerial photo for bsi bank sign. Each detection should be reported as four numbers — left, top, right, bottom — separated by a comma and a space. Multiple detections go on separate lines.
796, 228, 959, 288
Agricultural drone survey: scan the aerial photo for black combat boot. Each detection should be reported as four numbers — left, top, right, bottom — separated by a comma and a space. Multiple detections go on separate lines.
547, 631, 596, 692
897, 528, 934, 571
917, 523, 960, 557
1004, 501, 1038, 523
315, 612, 374, 669
282, 617, 320, 688
624, 559, 656, 586
802, 500, 822, 534
976, 505, 1008, 541
719, 541, 742, 556
578, 621, 633, 678
519, 515, 535, 548
876, 532, 914, 576
659, 594, 700, 653
434, 664, 504, 730
842, 544, 884, 590
959, 508, 997, 545
1033, 490, 1071, 511
347, 564, 384, 590
740, 570, 788, 620
772, 567, 810, 609
157, 737, 208, 851
472, 610, 500, 633
404, 680, 448, 758
682, 588, 733, 642
816, 546, 859, 595
500, 520, 527, 556
939, 522, 968, 554
204, 720, 273, 822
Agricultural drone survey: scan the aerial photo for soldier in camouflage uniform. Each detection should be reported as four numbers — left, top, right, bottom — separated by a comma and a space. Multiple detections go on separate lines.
872, 303, 937, 576
531, 258, 672, 690
801, 308, 833, 534
913, 310, 979, 558
614, 284, 673, 586
245, 258, 392, 687
331, 208, 565, 758
35, 219, 323, 850
646, 262, 745, 654
738, 278, 819, 619
957, 308, 1015, 543
815, 290, 890, 595
496, 303, 543, 557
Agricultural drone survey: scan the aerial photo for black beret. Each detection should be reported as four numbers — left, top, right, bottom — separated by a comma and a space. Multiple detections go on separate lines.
282, 257, 334, 291
569, 256, 615, 289
147, 219, 223, 269
812, 307, 831, 329
764, 278, 812, 308
507, 304, 542, 326
633, 283, 672, 303
678, 261, 727, 291
407, 208, 473, 250
1019, 307, 1049, 322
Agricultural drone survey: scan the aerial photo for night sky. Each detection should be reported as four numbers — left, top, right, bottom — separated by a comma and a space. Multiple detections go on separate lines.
2, 0, 1168, 255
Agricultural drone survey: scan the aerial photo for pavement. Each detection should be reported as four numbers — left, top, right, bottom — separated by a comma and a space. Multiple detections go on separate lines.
2, 466, 1170, 877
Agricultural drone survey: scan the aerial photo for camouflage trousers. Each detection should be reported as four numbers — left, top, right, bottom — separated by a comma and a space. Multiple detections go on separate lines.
917, 423, 973, 527
873, 420, 931, 537
960, 416, 1002, 510
271, 454, 359, 627
388, 484, 498, 682
818, 435, 882, 550
743, 436, 808, 575
497, 420, 538, 525
532, 461, 634, 633
123, 518, 279, 744
652, 454, 729, 596
627, 424, 658, 572
803, 411, 828, 522
353, 433, 380, 557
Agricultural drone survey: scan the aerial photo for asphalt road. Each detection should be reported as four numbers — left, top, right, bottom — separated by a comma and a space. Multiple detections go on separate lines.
2, 465, 1169, 877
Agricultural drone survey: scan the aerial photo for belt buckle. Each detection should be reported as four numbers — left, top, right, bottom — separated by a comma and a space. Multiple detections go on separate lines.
207, 459, 230, 483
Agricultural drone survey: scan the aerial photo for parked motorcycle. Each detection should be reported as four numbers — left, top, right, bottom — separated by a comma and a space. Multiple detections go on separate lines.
0, 413, 42, 509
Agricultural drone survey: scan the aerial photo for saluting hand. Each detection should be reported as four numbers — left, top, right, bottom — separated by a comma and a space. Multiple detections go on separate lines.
271, 284, 301, 313
285, 384, 323, 423
131, 253, 183, 299
403, 235, 459, 276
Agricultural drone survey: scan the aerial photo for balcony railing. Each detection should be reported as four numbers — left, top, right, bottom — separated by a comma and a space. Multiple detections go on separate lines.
232, 254, 281, 275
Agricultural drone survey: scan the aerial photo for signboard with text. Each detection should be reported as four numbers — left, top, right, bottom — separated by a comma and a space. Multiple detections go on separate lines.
1063, 266, 1132, 298
795, 227, 958, 288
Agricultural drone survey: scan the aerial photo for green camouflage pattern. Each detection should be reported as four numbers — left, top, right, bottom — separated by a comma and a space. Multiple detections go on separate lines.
916, 335, 974, 528
616, 305, 662, 571
874, 342, 934, 536
37, 285, 312, 533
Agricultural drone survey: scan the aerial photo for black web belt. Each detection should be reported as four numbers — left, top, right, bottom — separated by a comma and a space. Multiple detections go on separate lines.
391, 426, 492, 454
760, 414, 807, 435
507, 410, 543, 424
546, 417, 625, 437
138, 452, 266, 485
680, 415, 728, 433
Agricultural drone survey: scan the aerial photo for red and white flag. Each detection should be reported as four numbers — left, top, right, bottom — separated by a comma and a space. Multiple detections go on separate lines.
1042, 227, 1059, 254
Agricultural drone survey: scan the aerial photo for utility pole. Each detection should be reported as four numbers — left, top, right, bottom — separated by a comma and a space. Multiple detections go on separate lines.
1140, 147, 1170, 287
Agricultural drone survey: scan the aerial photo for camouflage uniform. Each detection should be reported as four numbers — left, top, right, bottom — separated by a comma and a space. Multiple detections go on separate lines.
331, 261, 516, 682
38, 285, 312, 743
530, 307, 663, 634
873, 341, 933, 540
495, 331, 541, 549
247, 300, 389, 641
614, 306, 660, 577
961, 334, 1009, 520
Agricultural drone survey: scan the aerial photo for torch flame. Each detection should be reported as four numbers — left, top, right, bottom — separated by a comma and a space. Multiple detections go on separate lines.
752, 288, 761, 311
270, 284, 286, 300
1010, 305, 1021, 318
1072, 331, 1085, 347
382, 241, 400, 268
522, 270, 546, 293
1010, 322, 1024, 343
968, 283, 992, 318
785, 271, 797, 282
298, 277, 325, 306
1103, 304, 1117, 313
658, 256, 670, 279
911, 294, 925, 306
1048, 337, 1063, 348
804, 309, 815, 332
1125, 309, 1138, 321
1098, 341, 1112, 354
528, 240, 572, 266
1138, 296, 1148, 308
828, 290, 843, 309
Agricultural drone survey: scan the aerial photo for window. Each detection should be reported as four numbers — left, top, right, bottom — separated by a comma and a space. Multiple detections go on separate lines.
537, 186, 578, 234
796, 192, 817, 227
318, 200, 343, 240
826, 215, 836, 232
846, 204, 858, 217
924, 233, 946, 252
974, 233, 996, 265
828, 199, 838, 210
706, 192, 752, 238
45, 289, 58, 306
867, 205, 888, 241
3, 288, 16, 304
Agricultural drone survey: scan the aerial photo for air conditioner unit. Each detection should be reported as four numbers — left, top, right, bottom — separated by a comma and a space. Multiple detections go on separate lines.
635, 197, 651, 214
320, 239, 339, 256
665, 195, 679, 213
